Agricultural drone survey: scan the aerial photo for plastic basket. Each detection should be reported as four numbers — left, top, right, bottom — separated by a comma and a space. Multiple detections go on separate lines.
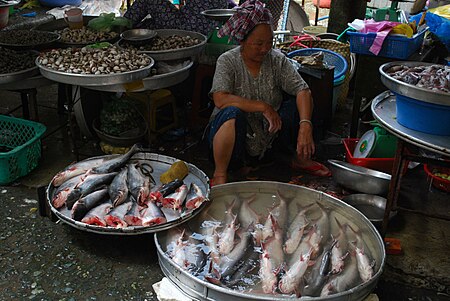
287, 48, 348, 80
0, 115, 46, 185
343, 138, 394, 174
424, 164, 450, 193
347, 29, 426, 59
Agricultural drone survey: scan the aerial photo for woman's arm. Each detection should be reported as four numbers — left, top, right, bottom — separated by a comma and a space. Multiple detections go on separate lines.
295, 89, 315, 160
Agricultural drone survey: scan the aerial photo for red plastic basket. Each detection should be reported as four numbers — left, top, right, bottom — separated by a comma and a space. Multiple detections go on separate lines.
424, 164, 450, 193
343, 138, 394, 174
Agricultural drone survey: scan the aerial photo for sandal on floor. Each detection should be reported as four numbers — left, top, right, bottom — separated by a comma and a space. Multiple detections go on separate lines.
292, 161, 332, 177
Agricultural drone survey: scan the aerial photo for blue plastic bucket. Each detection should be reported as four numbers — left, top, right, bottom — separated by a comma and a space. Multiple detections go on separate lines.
396, 94, 450, 136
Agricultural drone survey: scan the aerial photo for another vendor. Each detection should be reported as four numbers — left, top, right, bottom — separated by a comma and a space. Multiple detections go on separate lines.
124, 0, 230, 36
207, 0, 331, 186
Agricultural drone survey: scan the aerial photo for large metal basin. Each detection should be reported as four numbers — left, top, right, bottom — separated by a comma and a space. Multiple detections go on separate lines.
328, 160, 391, 196
155, 181, 385, 301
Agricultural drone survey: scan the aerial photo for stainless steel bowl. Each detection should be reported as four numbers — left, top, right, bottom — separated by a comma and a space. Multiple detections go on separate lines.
200, 9, 236, 22
155, 181, 386, 301
328, 160, 391, 196
120, 29, 157, 42
342, 194, 397, 225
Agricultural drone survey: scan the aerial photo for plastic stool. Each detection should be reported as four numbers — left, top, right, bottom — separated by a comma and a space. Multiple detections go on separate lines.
126, 89, 178, 141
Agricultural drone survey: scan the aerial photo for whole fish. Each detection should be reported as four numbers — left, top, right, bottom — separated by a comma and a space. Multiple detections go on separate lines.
289, 224, 322, 269
259, 244, 279, 294
263, 214, 284, 273
330, 217, 349, 274
161, 184, 188, 210
303, 240, 336, 297
218, 228, 252, 278
283, 203, 314, 254
127, 163, 151, 205
109, 168, 129, 207
218, 214, 239, 256
123, 196, 143, 226
315, 202, 331, 247
71, 188, 109, 221
51, 155, 116, 187
320, 250, 360, 296
171, 229, 188, 269
81, 200, 113, 227
278, 248, 314, 296
141, 201, 167, 226
185, 183, 206, 210
104, 200, 132, 228
262, 193, 287, 240
226, 238, 259, 286
201, 222, 221, 267
184, 231, 207, 275
91, 144, 141, 174
52, 174, 85, 209
66, 172, 117, 209
223, 198, 237, 225
238, 195, 260, 229
347, 225, 375, 283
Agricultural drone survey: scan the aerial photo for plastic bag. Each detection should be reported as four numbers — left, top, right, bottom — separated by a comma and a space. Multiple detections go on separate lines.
87, 13, 131, 32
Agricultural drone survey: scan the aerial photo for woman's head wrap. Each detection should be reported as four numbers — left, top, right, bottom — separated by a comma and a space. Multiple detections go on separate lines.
217, 0, 273, 42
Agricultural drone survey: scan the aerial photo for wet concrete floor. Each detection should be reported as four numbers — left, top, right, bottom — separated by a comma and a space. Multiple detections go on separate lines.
0, 83, 449, 300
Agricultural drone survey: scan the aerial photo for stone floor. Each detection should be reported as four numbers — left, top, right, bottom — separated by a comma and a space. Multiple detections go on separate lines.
0, 80, 449, 300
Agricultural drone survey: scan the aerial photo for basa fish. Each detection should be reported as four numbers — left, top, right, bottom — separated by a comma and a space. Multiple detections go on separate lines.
330, 217, 349, 274
52, 174, 85, 209
104, 200, 132, 228
283, 203, 314, 254
109, 167, 128, 207
71, 188, 109, 221
348, 225, 375, 283
127, 163, 151, 205
149, 179, 184, 204
81, 200, 113, 227
238, 195, 260, 229
161, 184, 188, 210
140, 201, 167, 226
320, 250, 360, 296
259, 244, 279, 294
51, 155, 116, 187
91, 144, 141, 174
262, 193, 287, 240
278, 248, 314, 296
185, 183, 206, 210
218, 214, 239, 256
218, 228, 252, 278
66, 172, 117, 209
289, 224, 322, 269
124, 196, 142, 226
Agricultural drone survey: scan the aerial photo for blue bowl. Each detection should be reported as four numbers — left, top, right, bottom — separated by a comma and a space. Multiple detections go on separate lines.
39, 0, 82, 7
287, 48, 348, 81
396, 93, 450, 136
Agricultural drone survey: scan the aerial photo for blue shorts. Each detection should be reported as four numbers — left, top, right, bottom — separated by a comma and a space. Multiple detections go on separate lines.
207, 97, 300, 170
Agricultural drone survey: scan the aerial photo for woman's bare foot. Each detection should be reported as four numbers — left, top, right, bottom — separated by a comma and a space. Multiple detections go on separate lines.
291, 159, 331, 177
210, 173, 227, 187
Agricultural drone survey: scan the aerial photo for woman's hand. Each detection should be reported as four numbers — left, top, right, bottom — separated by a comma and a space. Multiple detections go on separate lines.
262, 104, 282, 133
297, 122, 315, 160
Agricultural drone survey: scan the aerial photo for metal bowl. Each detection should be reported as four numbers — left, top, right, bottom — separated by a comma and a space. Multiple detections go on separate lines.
0, 30, 61, 50
342, 194, 397, 225
200, 9, 236, 22
379, 61, 450, 107
328, 160, 391, 196
92, 118, 148, 147
120, 29, 157, 43
155, 181, 386, 301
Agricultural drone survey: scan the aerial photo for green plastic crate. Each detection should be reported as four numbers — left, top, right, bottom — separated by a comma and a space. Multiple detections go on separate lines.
0, 115, 46, 185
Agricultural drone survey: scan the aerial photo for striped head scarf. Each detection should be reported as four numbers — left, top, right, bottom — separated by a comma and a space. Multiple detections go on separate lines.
217, 0, 273, 42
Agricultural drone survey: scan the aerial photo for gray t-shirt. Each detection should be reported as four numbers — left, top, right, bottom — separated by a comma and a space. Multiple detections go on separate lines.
209, 46, 309, 158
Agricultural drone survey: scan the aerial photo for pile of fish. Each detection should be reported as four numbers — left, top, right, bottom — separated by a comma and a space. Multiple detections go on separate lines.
386, 64, 450, 93
50, 144, 207, 228
165, 193, 376, 297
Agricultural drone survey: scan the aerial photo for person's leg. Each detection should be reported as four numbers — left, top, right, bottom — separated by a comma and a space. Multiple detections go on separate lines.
208, 107, 246, 185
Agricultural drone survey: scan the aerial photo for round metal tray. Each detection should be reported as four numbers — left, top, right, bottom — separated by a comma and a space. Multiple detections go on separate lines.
200, 9, 236, 22
155, 181, 385, 301
342, 194, 396, 225
0, 0, 20, 8
0, 30, 61, 51
46, 152, 210, 235
87, 60, 193, 93
36, 55, 155, 87
118, 29, 207, 61
32, 17, 121, 48
379, 61, 450, 106
0, 66, 40, 85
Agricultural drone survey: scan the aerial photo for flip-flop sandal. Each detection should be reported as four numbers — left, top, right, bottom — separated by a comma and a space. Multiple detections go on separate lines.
292, 162, 332, 177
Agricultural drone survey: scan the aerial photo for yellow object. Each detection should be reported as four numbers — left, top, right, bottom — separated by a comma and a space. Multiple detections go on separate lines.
20, 0, 40, 10
160, 160, 189, 184
100, 141, 131, 154
429, 4, 450, 20
391, 24, 414, 38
